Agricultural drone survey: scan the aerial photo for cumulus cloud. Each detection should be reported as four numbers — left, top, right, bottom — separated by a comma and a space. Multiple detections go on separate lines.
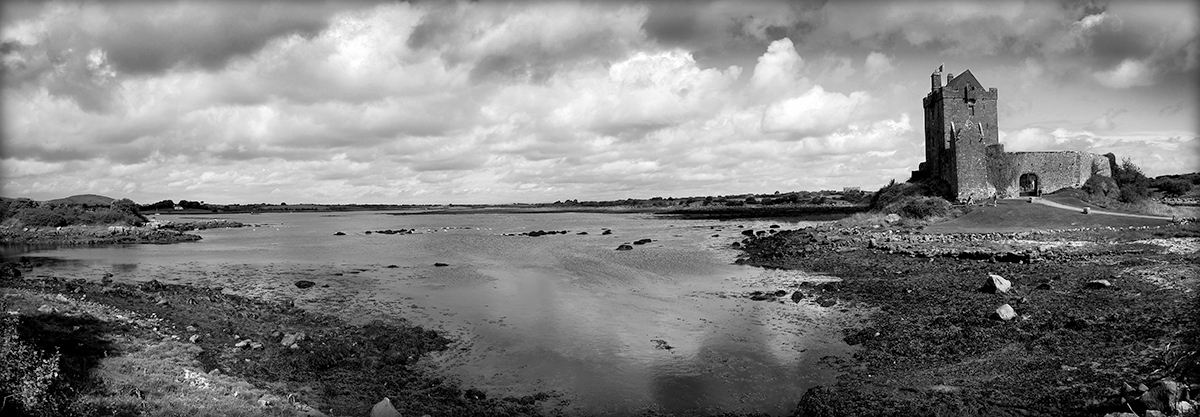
1093, 59, 1154, 88
750, 38, 806, 95
863, 52, 894, 80
761, 86, 872, 137
0, 1, 1193, 204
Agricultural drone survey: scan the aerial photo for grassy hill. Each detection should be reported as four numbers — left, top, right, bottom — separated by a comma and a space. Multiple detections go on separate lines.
45, 194, 116, 207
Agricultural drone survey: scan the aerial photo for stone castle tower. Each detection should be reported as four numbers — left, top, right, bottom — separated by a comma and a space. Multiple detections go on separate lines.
914, 66, 1110, 201
918, 66, 1000, 199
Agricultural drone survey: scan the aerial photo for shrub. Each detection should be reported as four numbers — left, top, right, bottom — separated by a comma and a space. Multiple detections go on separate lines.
1, 315, 63, 416
1151, 177, 1193, 197
1112, 158, 1150, 203
16, 205, 80, 227
894, 196, 952, 219
1082, 175, 1120, 199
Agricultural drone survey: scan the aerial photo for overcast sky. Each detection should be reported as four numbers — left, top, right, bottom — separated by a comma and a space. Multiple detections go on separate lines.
2, 0, 1197, 204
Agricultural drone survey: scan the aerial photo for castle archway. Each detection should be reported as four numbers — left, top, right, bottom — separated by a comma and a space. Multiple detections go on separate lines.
1019, 173, 1040, 196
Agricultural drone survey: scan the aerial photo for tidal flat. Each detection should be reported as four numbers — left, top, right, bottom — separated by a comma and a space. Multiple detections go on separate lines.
2, 211, 1197, 416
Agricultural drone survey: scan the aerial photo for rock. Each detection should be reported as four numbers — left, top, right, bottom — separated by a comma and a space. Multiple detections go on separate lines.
980, 274, 1012, 293
1141, 380, 1182, 412
731, 242, 741, 248
867, 238, 879, 249
386, 264, 399, 268
1086, 279, 1113, 289
279, 332, 306, 347
294, 280, 316, 289
884, 213, 901, 223
616, 244, 633, 251
434, 262, 449, 267
333, 232, 346, 236
578, 232, 588, 235
749, 291, 774, 301
258, 393, 287, 408
250, 342, 264, 350
991, 304, 1017, 321
741, 229, 755, 237
1175, 400, 1196, 415
370, 397, 403, 417
189, 334, 201, 343
601, 230, 612, 235
0, 262, 21, 280
633, 238, 652, 245
1144, 411, 1166, 417
235, 339, 251, 348
791, 291, 804, 303
650, 339, 674, 350
140, 279, 167, 292
37, 304, 56, 314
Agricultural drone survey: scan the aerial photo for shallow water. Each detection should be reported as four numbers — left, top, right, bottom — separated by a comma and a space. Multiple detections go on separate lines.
5, 211, 856, 415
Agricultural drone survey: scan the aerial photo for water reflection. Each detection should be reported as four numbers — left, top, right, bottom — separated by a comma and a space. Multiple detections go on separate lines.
3, 212, 852, 415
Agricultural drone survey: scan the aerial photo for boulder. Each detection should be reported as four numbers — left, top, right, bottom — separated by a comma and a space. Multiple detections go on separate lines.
294, 280, 316, 289
333, 232, 346, 236
1086, 279, 1113, 289
1140, 380, 1182, 413
1176, 400, 1196, 415
434, 263, 449, 267
601, 230, 612, 235
616, 244, 633, 251
791, 291, 804, 303
633, 238, 652, 245
235, 339, 251, 349
991, 304, 1017, 321
981, 274, 1012, 294
884, 213, 901, 223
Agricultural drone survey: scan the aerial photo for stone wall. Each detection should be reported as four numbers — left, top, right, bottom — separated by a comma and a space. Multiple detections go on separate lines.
1004, 151, 1109, 196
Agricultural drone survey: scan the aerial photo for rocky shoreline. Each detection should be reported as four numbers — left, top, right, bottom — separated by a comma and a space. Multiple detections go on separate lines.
0, 266, 557, 416
736, 221, 1199, 417
0, 219, 246, 245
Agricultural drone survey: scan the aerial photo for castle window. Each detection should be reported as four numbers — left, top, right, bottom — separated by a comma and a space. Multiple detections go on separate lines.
969, 104, 975, 116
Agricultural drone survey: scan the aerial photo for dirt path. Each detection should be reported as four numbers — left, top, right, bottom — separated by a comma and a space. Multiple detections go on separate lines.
1027, 197, 1176, 220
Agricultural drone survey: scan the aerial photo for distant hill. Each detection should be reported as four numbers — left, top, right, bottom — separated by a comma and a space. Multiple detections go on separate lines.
46, 194, 116, 207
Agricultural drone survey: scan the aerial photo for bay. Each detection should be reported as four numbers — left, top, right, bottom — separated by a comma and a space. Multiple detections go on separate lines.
6, 211, 855, 416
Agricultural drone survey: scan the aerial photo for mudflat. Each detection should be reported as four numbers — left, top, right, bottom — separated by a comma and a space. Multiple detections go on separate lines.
739, 221, 1199, 417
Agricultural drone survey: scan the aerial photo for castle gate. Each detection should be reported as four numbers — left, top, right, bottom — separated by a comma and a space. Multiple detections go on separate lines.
1019, 173, 1040, 196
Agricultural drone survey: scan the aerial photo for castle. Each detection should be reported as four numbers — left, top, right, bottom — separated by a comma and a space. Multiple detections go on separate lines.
912, 66, 1111, 201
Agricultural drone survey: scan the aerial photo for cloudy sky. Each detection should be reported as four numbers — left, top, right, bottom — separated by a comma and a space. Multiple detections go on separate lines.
2, 0, 1197, 204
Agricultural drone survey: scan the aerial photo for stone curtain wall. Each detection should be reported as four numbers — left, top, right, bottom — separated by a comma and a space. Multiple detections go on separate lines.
1005, 151, 1109, 196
